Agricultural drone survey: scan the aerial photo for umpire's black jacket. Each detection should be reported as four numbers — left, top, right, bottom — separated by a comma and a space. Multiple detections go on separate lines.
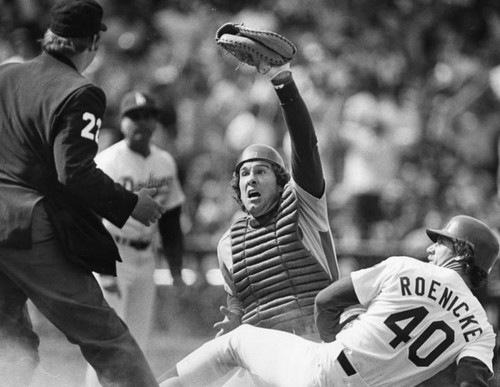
0, 52, 137, 275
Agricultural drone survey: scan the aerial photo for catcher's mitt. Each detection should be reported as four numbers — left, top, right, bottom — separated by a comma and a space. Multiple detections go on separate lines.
215, 23, 296, 69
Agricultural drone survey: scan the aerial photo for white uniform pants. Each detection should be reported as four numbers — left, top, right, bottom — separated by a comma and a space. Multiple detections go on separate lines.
162, 324, 370, 387
215, 324, 321, 387
107, 243, 156, 349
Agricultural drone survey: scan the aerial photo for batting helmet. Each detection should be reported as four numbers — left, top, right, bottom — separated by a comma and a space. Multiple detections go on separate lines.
235, 144, 285, 173
426, 215, 500, 274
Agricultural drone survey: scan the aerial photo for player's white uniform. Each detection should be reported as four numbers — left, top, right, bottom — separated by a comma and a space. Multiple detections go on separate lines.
161, 256, 495, 387
339, 256, 495, 386
94, 140, 185, 348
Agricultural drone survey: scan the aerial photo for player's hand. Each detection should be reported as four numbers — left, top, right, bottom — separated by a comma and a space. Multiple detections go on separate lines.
131, 187, 167, 226
213, 306, 242, 337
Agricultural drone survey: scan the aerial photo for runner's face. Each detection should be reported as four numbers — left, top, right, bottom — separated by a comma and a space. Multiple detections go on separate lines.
239, 161, 281, 218
426, 237, 455, 267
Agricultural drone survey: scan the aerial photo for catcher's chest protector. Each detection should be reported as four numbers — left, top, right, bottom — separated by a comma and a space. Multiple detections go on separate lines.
230, 185, 331, 330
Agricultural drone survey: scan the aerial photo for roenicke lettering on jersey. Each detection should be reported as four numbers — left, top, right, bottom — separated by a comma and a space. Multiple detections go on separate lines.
399, 276, 482, 342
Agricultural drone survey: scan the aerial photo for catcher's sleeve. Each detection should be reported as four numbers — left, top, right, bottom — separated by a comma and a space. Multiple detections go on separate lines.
226, 294, 244, 316
275, 78, 324, 198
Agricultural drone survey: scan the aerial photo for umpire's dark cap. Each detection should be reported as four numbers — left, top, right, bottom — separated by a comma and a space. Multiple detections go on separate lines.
50, 0, 107, 38
120, 91, 159, 117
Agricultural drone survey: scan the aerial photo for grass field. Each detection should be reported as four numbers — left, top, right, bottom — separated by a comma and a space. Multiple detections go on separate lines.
18, 281, 500, 386
27, 281, 223, 387
30, 329, 210, 387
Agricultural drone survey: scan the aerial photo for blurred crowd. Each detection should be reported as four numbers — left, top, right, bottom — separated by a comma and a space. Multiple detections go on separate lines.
3, 0, 500, 323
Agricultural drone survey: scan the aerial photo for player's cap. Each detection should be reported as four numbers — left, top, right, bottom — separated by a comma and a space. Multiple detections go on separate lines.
50, 0, 107, 38
426, 215, 500, 274
235, 144, 285, 173
120, 91, 159, 118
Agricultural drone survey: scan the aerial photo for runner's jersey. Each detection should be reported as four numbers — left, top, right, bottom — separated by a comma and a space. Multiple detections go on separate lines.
336, 256, 495, 387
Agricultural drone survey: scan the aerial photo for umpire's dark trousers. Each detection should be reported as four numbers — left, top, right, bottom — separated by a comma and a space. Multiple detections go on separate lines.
0, 202, 158, 386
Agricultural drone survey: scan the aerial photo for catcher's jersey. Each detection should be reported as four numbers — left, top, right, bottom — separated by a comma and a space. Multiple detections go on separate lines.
217, 177, 337, 296
95, 141, 185, 241
336, 256, 495, 387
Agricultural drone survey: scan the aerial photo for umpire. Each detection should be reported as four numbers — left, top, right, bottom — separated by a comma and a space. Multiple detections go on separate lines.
0, 1, 164, 386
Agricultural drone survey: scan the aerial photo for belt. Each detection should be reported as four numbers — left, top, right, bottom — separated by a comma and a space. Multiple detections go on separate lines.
113, 235, 151, 250
338, 350, 356, 376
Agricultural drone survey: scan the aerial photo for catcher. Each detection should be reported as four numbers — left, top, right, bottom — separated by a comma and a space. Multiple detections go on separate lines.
159, 22, 338, 386
160, 21, 339, 385
158, 24, 498, 387
212, 23, 339, 343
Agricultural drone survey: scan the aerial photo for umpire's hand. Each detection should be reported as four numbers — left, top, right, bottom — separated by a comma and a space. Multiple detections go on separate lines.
131, 187, 167, 226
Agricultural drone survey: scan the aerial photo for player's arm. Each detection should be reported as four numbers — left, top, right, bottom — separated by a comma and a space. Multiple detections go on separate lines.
52, 85, 137, 226
158, 205, 184, 285
213, 294, 243, 337
213, 272, 243, 337
314, 276, 360, 342
274, 74, 325, 198
214, 264, 243, 336
456, 356, 492, 387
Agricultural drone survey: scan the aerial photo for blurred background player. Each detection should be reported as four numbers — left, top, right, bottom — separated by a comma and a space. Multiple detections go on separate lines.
336, 91, 401, 241
87, 90, 186, 386
160, 214, 499, 387
0, 1, 165, 386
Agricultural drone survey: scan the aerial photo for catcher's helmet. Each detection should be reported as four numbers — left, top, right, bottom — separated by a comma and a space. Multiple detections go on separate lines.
426, 215, 500, 274
235, 144, 285, 173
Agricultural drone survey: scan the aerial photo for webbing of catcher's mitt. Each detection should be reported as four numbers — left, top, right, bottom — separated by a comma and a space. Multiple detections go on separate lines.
215, 23, 297, 67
